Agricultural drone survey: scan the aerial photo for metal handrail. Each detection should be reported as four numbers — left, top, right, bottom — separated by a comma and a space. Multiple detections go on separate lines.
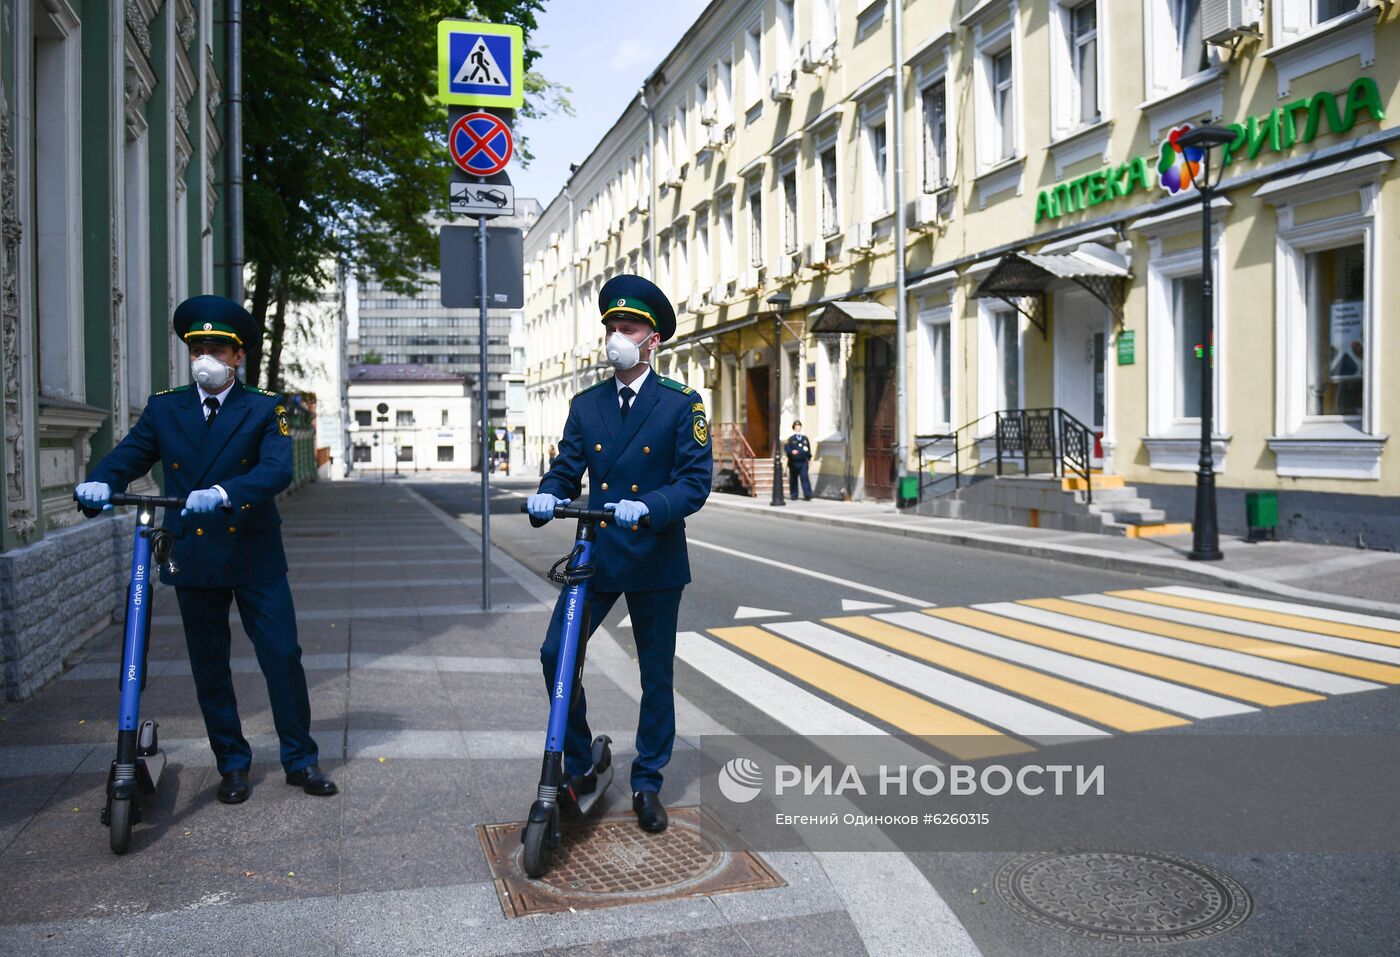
714, 422, 758, 496
912, 407, 1095, 506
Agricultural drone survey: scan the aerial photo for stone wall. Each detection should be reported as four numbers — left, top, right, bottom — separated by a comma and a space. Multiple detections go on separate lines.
0, 513, 133, 701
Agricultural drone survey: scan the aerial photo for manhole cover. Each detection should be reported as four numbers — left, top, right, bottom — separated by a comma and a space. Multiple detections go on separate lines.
996, 850, 1251, 943
478, 805, 784, 917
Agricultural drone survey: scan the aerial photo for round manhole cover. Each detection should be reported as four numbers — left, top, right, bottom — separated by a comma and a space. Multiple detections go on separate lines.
520, 817, 726, 900
996, 850, 1252, 943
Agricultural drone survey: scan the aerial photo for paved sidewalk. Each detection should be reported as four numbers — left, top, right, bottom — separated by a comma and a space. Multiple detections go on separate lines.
704, 491, 1400, 614
0, 481, 967, 957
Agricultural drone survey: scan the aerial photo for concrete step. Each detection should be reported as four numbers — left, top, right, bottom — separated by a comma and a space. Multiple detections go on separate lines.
1062, 474, 1126, 492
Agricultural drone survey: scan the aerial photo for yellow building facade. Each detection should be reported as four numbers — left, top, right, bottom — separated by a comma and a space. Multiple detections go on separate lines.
524, 0, 1399, 545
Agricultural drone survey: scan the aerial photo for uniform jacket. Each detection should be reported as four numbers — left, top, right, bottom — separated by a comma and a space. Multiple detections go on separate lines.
86, 380, 295, 589
784, 433, 811, 464
538, 372, 712, 592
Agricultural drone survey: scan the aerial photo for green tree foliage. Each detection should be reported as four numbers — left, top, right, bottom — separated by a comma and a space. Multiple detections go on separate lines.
243, 1, 560, 389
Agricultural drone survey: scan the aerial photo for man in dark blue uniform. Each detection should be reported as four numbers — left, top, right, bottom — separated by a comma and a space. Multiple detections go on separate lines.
784, 420, 813, 500
75, 296, 335, 804
527, 275, 712, 833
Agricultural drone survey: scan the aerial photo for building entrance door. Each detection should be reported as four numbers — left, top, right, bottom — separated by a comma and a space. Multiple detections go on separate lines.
1054, 289, 1109, 463
745, 366, 771, 454
863, 338, 896, 499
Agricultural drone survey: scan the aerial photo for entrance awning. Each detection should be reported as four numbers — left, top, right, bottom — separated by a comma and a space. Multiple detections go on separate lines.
807, 299, 897, 335
973, 247, 1130, 336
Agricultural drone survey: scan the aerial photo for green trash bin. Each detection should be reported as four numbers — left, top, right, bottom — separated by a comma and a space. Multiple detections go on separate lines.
897, 474, 920, 508
1245, 491, 1278, 541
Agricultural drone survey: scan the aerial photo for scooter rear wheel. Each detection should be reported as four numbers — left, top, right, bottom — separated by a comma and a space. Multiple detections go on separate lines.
109, 797, 132, 855
521, 816, 552, 878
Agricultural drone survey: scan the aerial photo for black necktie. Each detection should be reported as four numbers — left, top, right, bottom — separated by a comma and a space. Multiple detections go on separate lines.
619, 386, 635, 420
204, 396, 220, 428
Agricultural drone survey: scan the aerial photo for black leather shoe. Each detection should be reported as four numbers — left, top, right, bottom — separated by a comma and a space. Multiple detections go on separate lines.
285, 764, 338, 796
217, 770, 250, 804
632, 790, 668, 832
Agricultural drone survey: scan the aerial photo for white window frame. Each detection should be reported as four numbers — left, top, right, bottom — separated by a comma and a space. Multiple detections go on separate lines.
746, 178, 764, 267
718, 199, 737, 284
780, 160, 800, 254
810, 0, 838, 55
1142, 229, 1228, 471
916, 303, 954, 434
1259, 161, 1385, 479
743, 18, 764, 110
968, 2, 1021, 178
818, 136, 841, 237
1264, 0, 1378, 98
860, 97, 891, 218
919, 76, 950, 193
1141, 0, 1224, 140
1050, 0, 1104, 138
978, 301, 1023, 422
776, 0, 797, 71
694, 209, 712, 294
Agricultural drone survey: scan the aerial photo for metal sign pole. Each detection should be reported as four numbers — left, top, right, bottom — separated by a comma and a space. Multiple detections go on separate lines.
478, 212, 491, 611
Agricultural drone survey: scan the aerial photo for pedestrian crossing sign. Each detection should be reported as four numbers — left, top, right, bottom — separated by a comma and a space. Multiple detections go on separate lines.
437, 20, 524, 108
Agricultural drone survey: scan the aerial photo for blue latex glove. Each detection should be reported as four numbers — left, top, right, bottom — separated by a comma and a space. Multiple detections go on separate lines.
606, 499, 649, 527
76, 481, 112, 511
527, 492, 570, 521
182, 488, 224, 516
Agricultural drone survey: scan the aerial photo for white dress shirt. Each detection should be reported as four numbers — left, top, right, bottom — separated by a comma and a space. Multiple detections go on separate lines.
615, 366, 650, 408
196, 382, 233, 505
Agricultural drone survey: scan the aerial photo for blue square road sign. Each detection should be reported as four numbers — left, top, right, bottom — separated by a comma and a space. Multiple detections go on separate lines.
437, 20, 524, 109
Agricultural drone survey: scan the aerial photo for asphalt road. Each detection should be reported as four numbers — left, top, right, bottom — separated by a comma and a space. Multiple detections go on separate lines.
413, 477, 1400, 957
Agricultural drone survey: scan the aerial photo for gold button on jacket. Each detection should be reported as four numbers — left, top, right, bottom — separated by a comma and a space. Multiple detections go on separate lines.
601, 482, 609, 491
594, 443, 603, 452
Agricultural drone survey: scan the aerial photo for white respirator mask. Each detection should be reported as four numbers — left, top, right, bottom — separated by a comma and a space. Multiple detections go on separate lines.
605, 331, 648, 372
191, 354, 233, 390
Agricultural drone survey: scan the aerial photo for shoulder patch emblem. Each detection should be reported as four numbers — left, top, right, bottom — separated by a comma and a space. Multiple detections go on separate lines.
691, 402, 705, 413
692, 415, 709, 447
274, 404, 290, 437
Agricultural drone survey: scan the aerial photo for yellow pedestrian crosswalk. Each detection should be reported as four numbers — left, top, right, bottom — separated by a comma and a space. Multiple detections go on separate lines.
677, 586, 1399, 760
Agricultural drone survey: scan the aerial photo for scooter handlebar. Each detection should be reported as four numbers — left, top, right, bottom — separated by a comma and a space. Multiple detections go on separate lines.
74, 491, 219, 518
519, 502, 651, 528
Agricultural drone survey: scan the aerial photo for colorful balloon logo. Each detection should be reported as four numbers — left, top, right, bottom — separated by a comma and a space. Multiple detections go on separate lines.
1158, 125, 1205, 195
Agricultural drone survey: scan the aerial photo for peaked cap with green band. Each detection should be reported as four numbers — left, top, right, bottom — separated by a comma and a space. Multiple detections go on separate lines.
598, 274, 676, 342
173, 294, 257, 350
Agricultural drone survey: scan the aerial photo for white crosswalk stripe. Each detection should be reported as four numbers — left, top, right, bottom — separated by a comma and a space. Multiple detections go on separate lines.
1154, 585, 1400, 634
1070, 594, 1400, 664
986, 601, 1380, 695
874, 611, 1255, 719
766, 620, 1108, 742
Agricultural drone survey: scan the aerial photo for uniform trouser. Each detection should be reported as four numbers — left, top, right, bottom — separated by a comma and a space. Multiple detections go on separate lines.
540, 585, 684, 794
175, 575, 318, 774
789, 460, 812, 499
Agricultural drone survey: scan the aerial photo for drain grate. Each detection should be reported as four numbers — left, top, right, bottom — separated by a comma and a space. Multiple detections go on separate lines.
996, 850, 1252, 943
477, 805, 784, 917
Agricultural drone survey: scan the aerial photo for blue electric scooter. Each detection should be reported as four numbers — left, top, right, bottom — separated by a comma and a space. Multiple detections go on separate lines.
78, 492, 184, 854
517, 503, 649, 878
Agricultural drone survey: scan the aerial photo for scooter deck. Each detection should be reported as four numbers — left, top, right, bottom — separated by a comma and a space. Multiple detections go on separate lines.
571, 764, 613, 818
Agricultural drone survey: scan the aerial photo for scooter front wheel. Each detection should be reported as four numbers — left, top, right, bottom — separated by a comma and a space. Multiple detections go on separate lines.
521, 815, 553, 878
108, 797, 132, 855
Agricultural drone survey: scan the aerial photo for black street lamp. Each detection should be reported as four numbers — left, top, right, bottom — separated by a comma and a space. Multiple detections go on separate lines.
1178, 124, 1235, 562
766, 291, 792, 507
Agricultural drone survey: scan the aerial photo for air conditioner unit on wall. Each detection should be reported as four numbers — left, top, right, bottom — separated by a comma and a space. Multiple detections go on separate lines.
1202, 0, 1262, 44
805, 240, 830, 269
849, 221, 874, 253
700, 102, 718, 126
915, 193, 941, 227
739, 267, 762, 292
774, 254, 795, 279
769, 69, 796, 102
663, 167, 684, 189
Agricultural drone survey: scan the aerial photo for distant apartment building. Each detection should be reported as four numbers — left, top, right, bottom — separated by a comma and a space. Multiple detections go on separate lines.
523, 0, 1400, 547
349, 201, 540, 465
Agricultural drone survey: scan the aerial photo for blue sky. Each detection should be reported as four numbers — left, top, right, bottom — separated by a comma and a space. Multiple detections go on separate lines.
513, 0, 711, 207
